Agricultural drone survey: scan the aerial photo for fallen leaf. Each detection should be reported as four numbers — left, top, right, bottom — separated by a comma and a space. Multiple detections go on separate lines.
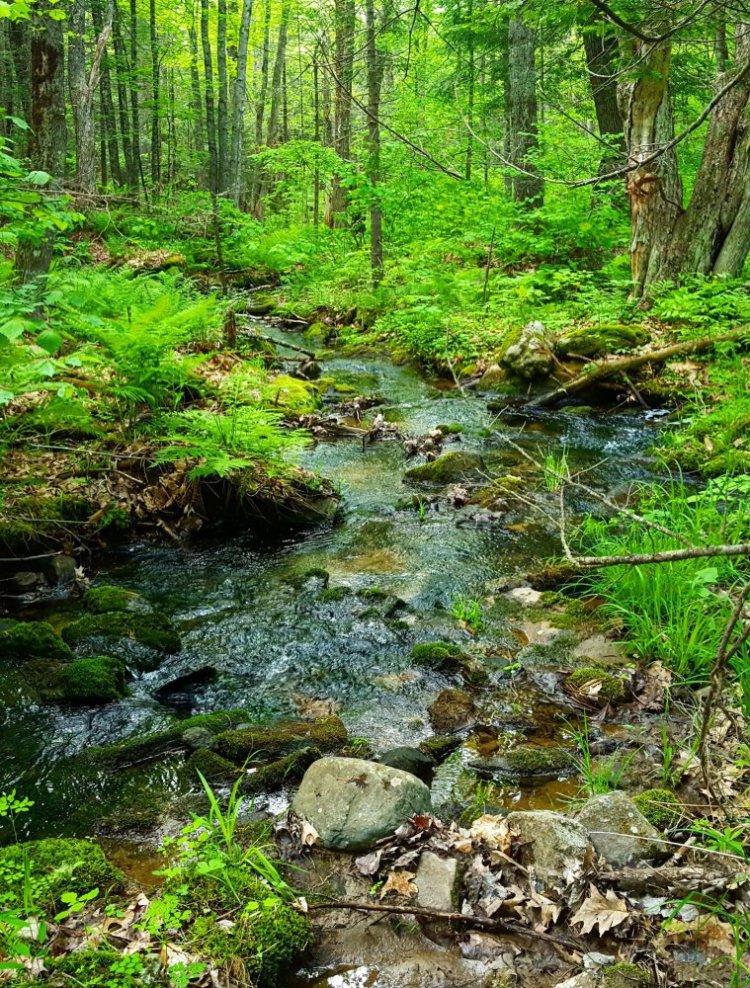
300, 820, 320, 847
355, 850, 382, 876
525, 888, 562, 932
570, 884, 630, 935
380, 869, 417, 899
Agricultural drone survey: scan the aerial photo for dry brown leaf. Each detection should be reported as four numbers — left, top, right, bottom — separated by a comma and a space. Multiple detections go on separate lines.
380, 869, 418, 899
570, 884, 630, 935
637, 661, 671, 712
466, 814, 514, 853
657, 914, 736, 957
525, 888, 562, 932
300, 820, 320, 847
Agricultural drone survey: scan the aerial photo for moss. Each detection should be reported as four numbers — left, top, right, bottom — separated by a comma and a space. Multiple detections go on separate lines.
192, 895, 312, 988
600, 962, 653, 988
418, 735, 463, 763
186, 748, 242, 783
61, 610, 181, 661
557, 322, 649, 359
411, 641, 465, 669
84, 584, 144, 614
60, 656, 127, 703
216, 716, 348, 764
358, 586, 389, 601
404, 450, 484, 485
474, 745, 574, 778
0, 620, 73, 662
0, 838, 123, 912
568, 665, 627, 704
319, 586, 352, 602
241, 747, 320, 794
633, 788, 683, 831
436, 423, 464, 435
89, 709, 248, 767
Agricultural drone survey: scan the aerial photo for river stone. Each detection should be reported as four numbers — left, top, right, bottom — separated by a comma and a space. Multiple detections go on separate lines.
505, 810, 594, 884
475, 364, 507, 392
378, 746, 434, 785
428, 688, 476, 732
181, 726, 216, 751
45, 554, 77, 586
292, 756, 431, 851
575, 791, 661, 867
416, 851, 460, 912
502, 321, 554, 379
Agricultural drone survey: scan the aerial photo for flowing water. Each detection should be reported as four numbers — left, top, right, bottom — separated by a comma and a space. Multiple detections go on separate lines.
1, 325, 665, 839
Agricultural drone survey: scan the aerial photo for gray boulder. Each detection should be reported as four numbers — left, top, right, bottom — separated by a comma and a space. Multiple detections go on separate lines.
378, 746, 434, 785
505, 810, 594, 884
416, 851, 460, 912
292, 756, 431, 851
502, 321, 554, 379
576, 791, 662, 867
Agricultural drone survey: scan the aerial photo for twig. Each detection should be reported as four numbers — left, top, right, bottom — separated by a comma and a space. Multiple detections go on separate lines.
303, 899, 580, 948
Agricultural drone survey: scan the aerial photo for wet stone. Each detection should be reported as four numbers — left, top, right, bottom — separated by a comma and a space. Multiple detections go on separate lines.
505, 810, 594, 885
428, 688, 476, 732
575, 791, 662, 867
378, 746, 434, 785
415, 851, 460, 912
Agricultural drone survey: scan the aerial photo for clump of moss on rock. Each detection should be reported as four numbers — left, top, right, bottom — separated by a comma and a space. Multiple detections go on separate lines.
60, 656, 127, 704
418, 734, 463, 763
61, 610, 181, 659
83, 584, 145, 614
216, 716, 347, 764
241, 747, 320, 794
186, 748, 242, 784
600, 962, 654, 988
411, 641, 465, 669
567, 665, 627, 704
0, 620, 73, 662
633, 788, 683, 831
472, 745, 574, 779
0, 838, 123, 911
556, 322, 649, 359
404, 451, 484, 485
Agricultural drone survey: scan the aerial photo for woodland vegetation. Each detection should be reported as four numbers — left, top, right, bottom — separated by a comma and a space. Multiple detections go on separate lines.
2, 0, 750, 986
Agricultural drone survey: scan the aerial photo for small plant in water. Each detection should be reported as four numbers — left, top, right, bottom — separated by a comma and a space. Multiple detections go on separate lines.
565, 716, 637, 798
451, 595, 486, 633
543, 447, 570, 492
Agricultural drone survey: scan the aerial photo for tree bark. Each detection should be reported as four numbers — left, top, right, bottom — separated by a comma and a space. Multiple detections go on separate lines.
266, 1, 290, 147
92, 0, 122, 186
216, 0, 229, 191
200, 0, 218, 194
129, 0, 144, 193
228, 0, 254, 205
580, 8, 624, 171
506, 17, 543, 207
327, 0, 355, 225
15, 0, 67, 283
70, 0, 113, 197
365, 0, 384, 284
112, 2, 136, 186
149, 0, 161, 187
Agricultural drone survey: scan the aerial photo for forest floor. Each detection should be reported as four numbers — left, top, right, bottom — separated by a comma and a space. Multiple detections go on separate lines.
1, 196, 750, 987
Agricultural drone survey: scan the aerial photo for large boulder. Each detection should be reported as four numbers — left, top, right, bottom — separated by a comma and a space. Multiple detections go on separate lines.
502, 321, 554, 379
575, 791, 662, 867
505, 810, 594, 885
292, 756, 431, 851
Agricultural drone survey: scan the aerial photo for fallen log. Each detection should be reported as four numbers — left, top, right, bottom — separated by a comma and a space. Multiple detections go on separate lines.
528, 326, 750, 409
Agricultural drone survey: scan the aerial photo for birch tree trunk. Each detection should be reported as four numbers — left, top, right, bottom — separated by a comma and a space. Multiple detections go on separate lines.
217, 0, 229, 191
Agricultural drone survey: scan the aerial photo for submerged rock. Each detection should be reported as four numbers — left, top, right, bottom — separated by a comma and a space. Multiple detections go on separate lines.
505, 810, 594, 884
216, 715, 348, 764
576, 791, 662, 866
404, 451, 484, 485
154, 665, 217, 709
428, 688, 476, 732
292, 756, 432, 850
470, 745, 574, 781
501, 321, 554, 379
61, 610, 181, 668
378, 746, 435, 785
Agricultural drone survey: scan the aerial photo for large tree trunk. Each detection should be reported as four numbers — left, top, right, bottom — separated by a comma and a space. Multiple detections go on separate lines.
365, 0, 384, 284
623, 37, 682, 295
15, 0, 67, 283
580, 8, 624, 171
112, 3, 136, 186
8, 20, 31, 153
326, 0, 355, 226
129, 0, 144, 193
506, 17, 543, 207
651, 26, 750, 282
149, 0, 161, 187
92, 0, 122, 186
228, 0, 254, 205
266, 2, 290, 148
70, 0, 112, 197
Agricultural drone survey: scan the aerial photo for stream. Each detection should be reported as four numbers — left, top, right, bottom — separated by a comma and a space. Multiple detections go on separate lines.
2, 324, 665, 848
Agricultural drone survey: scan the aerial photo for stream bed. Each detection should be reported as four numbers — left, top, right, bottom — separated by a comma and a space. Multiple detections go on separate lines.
2, 325, 665, 851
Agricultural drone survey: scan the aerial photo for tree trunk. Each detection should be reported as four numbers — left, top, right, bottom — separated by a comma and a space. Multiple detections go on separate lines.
149, 0, 161, 187
200, 0, 218, 194
580, 8, 624, 171
249, 0, 271, 215
216, 0, 229, 191
92, 0, 122, 186
228, 0, 254, 205
365, 0, 383, 283
506, 17, 543, 207
327, 0, 355, 226
465, 0, 474, 181
266, 2, 289, 147
129, 0, 144, 192
15, 0, 67, 283
188, 12, 205, 168
112, 2, 135, 186
8, 20, 31, 153
70, 0, 113, 197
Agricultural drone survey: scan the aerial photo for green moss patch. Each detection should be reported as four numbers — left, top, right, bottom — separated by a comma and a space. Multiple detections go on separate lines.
0, 621, 73, 662
61, 611, 181, 665
567, 665, 627, 704
216, 716, 347, 764
60, 656, 127, 703
633, 788, 683, 831
84, 585, 145, 614
404, 451, 485, 485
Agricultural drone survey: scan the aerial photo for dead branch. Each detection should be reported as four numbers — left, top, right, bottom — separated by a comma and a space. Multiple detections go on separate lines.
527, 327, 750, 408
568, 541, 750, 569
303, 899, 581, 948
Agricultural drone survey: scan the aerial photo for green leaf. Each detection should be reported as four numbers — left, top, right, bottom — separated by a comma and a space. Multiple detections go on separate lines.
25, 169, 51, 186
36, 328, 63, 355
0, 389, 15, 405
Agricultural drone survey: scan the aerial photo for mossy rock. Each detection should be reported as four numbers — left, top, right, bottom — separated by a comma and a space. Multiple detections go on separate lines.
89, 709, 248, 768
599, 962, 654, 988
411, 641, 466, 670
418, 734, 463, 763
59, 656, 127, 704
61, 611, 181, 666
436, 423, 464, 435
191, 894, 312, 988
187, 748, 242, 784
567, 665, 627, 705
404, 451, 485, 485
83, 584, 146, 615
0, 621, 73, 662
471, 745, 574, 780
319, 586, 352, 603
0, 838, 123, 912
557, 323, 649, 359
241, 747, 320, 794
632, 788, 683, 831
216, 716, 348, 764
